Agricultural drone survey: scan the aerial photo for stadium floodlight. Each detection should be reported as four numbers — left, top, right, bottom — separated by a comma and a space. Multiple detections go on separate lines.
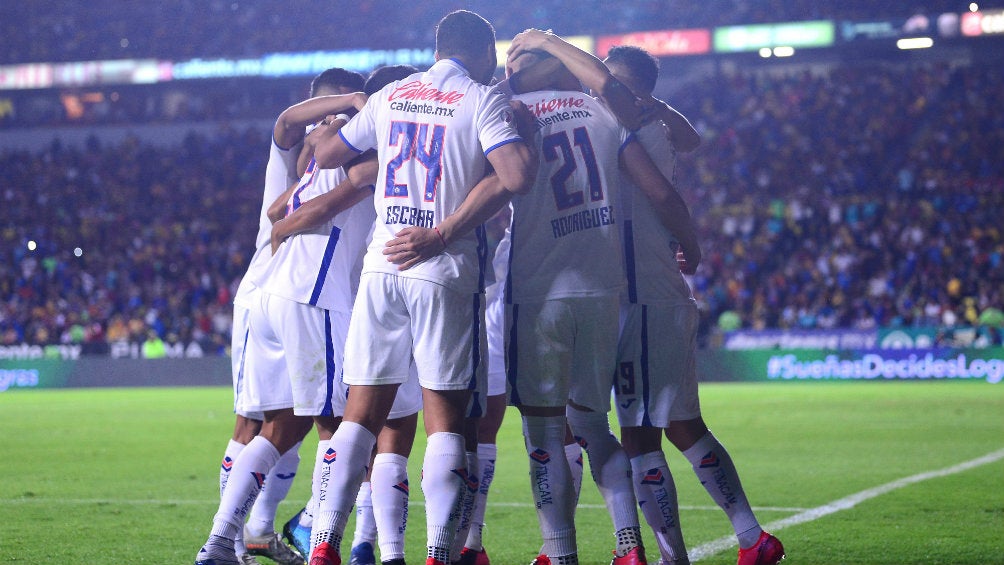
897, 37, 934, 49
759, 47, 773, 57
773, 46, 795, 57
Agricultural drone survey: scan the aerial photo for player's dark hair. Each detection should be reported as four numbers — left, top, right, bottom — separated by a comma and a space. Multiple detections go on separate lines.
435, 10, 495, 60
605, 45, 659, 95
310, 67, 366, 97
364, 65, 419, 95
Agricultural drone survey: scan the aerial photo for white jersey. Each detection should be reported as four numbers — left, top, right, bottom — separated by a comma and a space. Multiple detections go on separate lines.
504, 90, 631, 303
621, 122, 695, 306
254, 158, 375, 313
337, 58, 523, 294
233, 134, 300, 308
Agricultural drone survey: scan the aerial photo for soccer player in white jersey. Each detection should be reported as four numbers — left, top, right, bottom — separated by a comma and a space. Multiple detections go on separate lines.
307, 10, 535, 565
218, 68, 365, 565
270, 65, 429, 565
501, 29, 708, 565
195, 71, 383, 565
499, 47, 638, 565
603, 46, 784, 565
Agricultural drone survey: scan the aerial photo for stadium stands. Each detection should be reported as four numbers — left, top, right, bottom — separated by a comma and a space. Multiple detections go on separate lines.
1, 3, 1001, 352
1, 128, 265, 353
675, 62, 1004, 342
0, 1, 966, 64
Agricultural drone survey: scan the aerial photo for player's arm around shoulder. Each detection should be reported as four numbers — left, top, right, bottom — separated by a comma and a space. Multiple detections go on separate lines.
270, 153, 377, 255
486, 100, 538, 196
273, 92, 367, 149
619, 140, 702, 273
313, 95, 375, 170
648, 98, 700, 152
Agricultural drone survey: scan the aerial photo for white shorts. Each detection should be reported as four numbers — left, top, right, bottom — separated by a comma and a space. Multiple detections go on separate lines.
485, 283, 507, 397
389, 366, 424, 419
344, 273, 486, 396
231, 302, 264, 421
241, 291, 348, 418
343, 364, 424, 420
505, 295, 620, 412
614, 302, 701, 428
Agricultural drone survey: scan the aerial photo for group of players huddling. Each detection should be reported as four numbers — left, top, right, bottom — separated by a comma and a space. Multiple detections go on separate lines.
195, 10, 785, 565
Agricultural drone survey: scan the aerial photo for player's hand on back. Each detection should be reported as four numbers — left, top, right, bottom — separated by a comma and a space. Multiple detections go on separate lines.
636, 96, 665, 128
676, 249, 700, 275
383, 226, 447, 271
270, 221, 288, 256
509, 100, 538, 143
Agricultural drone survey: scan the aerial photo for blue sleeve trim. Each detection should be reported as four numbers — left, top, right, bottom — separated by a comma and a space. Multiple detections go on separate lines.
618, 133, 637, 156
338, 130, 364, 154
484, 137, 523, 157
272, 130, 295, 152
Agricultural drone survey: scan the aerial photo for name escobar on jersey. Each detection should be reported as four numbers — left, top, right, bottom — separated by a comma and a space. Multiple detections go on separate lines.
386, 205, 434, 228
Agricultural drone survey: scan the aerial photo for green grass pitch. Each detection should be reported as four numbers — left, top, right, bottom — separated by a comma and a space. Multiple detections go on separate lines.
1, 381, 1002, 564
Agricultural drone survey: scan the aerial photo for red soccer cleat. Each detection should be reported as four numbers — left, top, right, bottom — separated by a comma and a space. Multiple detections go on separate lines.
426, 559, 448, 565
456, 547, 491, 565
529, 555, 551, 565
736, 531, 785, 565
310, 542, 341, 565
611, 546, 647, 565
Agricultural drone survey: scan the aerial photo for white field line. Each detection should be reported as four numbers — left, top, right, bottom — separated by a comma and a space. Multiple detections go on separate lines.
6, 447, 1001, 561
688, 447, 1004, 562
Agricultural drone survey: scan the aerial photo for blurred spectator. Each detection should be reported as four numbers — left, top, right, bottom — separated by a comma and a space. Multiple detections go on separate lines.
141, 330, 166, 359
1, 127, 265, 354
0, 1, 974, 65
2, 59, 1001, 351
675, 60, 1004, 340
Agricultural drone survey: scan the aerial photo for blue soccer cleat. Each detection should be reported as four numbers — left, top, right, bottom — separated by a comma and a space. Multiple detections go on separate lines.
283, 508, 313, 561
349, 541, 376, 565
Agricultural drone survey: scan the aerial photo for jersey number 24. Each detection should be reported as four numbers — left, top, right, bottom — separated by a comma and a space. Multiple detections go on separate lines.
386, 121, 445, 203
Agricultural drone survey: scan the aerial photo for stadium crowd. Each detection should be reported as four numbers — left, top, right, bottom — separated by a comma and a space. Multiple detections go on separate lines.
675, 61, 1004, 340
1, 1, 962, 65
0, 127, 266, 353
2, 59, 1002, 351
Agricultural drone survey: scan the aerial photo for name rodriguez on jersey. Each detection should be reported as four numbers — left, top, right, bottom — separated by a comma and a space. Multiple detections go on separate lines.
551, 205, 614, 238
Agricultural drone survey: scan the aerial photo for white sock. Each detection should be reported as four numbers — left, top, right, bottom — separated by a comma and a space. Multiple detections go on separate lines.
210, 436, 280, 546
301, 440, 327, 529
371, 452, 410, 561
682, 431, 761, 548
450, 450, 480, 562
564, 441, 583, 506
352, 481, 377, 547
464, 443, 497, 551
247, 441, 301, 537
219, 439, 247, 554
566, 407, 640, 543
522, 415, 577, 559
312, 422, 376, 553
630, 451, 687, 563
422, 432, 467, 563
220, 439, 245, 497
